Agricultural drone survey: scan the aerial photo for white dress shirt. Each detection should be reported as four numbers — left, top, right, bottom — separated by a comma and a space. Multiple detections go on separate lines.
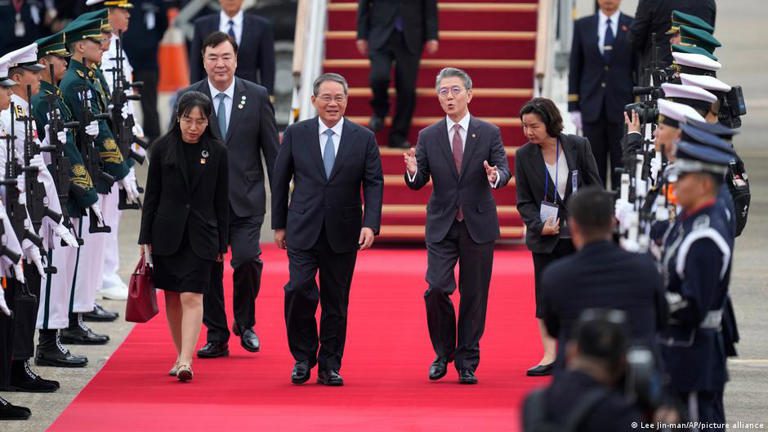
597, 10, 619, 55
219, 10, 244, 45
208, 79, 236, 130
318, 117, 344, 159
545, 150, 569, 201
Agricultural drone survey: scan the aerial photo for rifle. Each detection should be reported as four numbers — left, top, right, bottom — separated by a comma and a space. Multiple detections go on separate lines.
0, 129, 22, 264
75, 85, 113, 233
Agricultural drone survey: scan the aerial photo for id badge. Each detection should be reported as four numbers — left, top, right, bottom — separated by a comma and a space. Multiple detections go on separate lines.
146, 12, 156, 30
14, 15, 25, 37
571, 170, 579, 193
539, 201, 559, 223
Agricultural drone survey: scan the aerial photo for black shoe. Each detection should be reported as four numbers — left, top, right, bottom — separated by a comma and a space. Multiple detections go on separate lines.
368, 115, 384, 132
291, 360, 312, 385
83, 304, 119, 322
388, 140, 411, 149
317, 369, 344, 386
232, 324, 260, 352
526, 363, 554, 377
35, 331, 89, 368
0, 397, 31, 420
197, 342, 229, 358
458, 369, 478, 384
4, 361, 60, 393
428, 357, 449, 381
60, 324, 110, 345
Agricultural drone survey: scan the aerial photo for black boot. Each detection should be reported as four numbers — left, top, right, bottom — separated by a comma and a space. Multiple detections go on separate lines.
0, 396, 31, 420
35, 329, 88, 368
82, 303, 119, 322
60, 313, 110, 345
3, 359, 60, 392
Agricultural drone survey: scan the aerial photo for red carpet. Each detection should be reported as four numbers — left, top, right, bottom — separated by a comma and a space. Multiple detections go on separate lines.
50, 245, 548, 431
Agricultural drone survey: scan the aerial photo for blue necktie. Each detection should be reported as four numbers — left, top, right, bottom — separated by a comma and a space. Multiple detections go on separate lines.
603, 18, 615, 63
323, 129, 336, 179
227, 19, 236, 41
216, 93, 228, 138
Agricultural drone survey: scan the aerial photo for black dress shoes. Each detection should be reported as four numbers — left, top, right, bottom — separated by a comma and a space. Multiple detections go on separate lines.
368, 115, 384, 132
526, 363, 554, 377
317, 369, 344, 386
60, 325, 110, 345
291, 360, 312, 385
0, 397, 31, 420
83, 304, 119, 322
232, 325, 260, 352
3, 361, 60, 393
429, 357, 449, 381
35, 331, 89, 368
458, 369, 478, 385
197, 342, 229, 358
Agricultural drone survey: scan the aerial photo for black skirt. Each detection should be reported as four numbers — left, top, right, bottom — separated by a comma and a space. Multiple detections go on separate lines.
152, 223, 214, 294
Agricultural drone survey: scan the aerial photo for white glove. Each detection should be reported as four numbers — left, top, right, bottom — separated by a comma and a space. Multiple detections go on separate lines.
30, 154, 53, 182
121, 104, 129, 120
650, 156, 662, 178
53, 222, 79, 248
56, 129, 67, 144
119, 170, 140, 204
90, 203, 105, 226
132, 123, 145, 138
614, 199, 634, 230
15, 174, 26, 203
21, 239, 45, 275
0, 288, 10, 316
13, 262, 25, 284
85, 120, 99, 138
569, 111, 583, 131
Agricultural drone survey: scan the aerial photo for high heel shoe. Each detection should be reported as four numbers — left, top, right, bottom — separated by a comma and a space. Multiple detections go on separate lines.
177, 364, 193, 382
169, 361, 180, 376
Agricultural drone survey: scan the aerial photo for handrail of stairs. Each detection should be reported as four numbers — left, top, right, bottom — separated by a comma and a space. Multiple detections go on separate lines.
290, 0, 328, 124
534, 0, 576, 99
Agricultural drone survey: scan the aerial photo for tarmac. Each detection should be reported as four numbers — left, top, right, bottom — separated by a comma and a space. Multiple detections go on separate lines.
1, 2, 767, 430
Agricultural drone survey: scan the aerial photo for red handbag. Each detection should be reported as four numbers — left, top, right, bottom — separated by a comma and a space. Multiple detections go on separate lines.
125, 254, 158, 323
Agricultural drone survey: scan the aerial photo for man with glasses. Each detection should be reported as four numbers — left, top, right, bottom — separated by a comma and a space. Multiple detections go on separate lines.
404, 67, 510, 384
177, 31, 279, 359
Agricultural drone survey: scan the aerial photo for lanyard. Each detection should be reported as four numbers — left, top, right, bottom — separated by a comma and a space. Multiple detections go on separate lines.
12, 0, 23, 14
543, 139, 560, 203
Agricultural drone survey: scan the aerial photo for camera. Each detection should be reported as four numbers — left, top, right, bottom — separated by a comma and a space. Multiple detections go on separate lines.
624, 345, 664, 410
718, 85, 747, 129
625, 102, 659, 124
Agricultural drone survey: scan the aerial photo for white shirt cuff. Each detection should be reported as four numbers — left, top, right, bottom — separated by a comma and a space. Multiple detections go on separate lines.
406, 167, 418, 183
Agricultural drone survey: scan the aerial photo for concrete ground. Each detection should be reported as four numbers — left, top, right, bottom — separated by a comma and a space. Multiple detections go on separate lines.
2, 2, 768, 430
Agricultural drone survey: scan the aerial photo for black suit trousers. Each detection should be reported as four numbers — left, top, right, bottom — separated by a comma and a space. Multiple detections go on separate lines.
369, 30, 421, 146
582, 109, 624, 188
134, 69, 161, 141
425, 220, 494, 372
284, 228, 357, 372
204, 212, 264, 343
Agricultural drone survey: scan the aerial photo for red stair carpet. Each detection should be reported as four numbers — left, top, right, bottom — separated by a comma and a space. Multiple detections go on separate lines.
50, 245, 549, 431
325, 0, 539, 240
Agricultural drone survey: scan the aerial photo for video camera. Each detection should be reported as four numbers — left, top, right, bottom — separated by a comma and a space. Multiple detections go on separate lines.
719, 85, 747, 128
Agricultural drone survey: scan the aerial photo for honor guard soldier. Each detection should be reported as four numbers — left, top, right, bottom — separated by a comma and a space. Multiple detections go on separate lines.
58, 17, 131, 346
666, 11, 715, 49
659, 138, 735, 430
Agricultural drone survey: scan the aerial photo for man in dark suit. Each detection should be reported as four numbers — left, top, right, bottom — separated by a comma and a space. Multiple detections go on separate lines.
189, 0, 275, 94
568, 0, 635, 188
177, 31, 279, 358
630, 0, 716, 79
0, 0, 45, 54
356, 0, 438, 149
540, 187, 668, 369
404, 67, 510, 384
271, 73, 383, 386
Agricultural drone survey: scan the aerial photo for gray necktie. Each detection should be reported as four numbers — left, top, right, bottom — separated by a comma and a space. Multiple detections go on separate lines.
323, 129, 335, 178
216, 93, 228, 138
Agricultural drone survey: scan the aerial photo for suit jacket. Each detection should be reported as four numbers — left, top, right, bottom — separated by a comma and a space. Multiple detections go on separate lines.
271, 117, 384, 253
189, 12, 276, 93
541, 240, 668, 368
139, 132, 229, 260
177, 78, 279, 218
630, 0, 716, 68
123, 0, 168, 71
357, 0, 438, 54
568, 13, 635, 124
405, 117, 511, 244
0, 1, 44, 54
515, 134, 602, 254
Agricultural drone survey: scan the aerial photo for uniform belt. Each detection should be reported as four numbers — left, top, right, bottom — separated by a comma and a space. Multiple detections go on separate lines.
700, 310, 723, 329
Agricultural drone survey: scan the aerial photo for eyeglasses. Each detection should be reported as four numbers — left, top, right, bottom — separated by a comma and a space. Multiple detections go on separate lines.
180, 116, 208, 127
438, 86, 465, 97
317, 94, 346, 103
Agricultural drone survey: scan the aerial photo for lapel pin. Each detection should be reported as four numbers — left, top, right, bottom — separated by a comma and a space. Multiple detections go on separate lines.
472, 133, 476, 138
200, 149, 209, 164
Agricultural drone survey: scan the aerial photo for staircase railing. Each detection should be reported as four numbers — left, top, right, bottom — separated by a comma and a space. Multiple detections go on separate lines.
290, 0, 328, 124
534, 0, 576, 99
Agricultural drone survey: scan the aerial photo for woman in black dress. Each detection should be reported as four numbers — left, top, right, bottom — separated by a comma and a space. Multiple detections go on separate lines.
139, 91, 228, 382
515, 98, 602, 377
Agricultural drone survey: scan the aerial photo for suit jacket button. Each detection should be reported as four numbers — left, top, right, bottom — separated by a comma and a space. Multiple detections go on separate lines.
601, 82, 606, 88
185, 204, 190, 209
604, 66, 609, 71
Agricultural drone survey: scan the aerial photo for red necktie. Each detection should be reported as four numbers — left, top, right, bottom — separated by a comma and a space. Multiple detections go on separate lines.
452, 124, 464, 221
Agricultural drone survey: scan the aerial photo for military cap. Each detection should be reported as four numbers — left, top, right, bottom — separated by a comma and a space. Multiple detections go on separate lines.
685, 118, 740, 140
675, 141, 733, 175
672, 44, 718, 62
0, 55, 18, 87
679, 25, 721, 54
680, 124, 735, 158
672, 52, 721, 76
72, 9, 113, 33
36, 31, 71, 58
661, 83, 717, 113
5, 43, 45, 71
63, 18, 104, 43
658, 98, 705, 128
86, 0, 133, 8
679, 73, 731, 95
666, 10, 715, 35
